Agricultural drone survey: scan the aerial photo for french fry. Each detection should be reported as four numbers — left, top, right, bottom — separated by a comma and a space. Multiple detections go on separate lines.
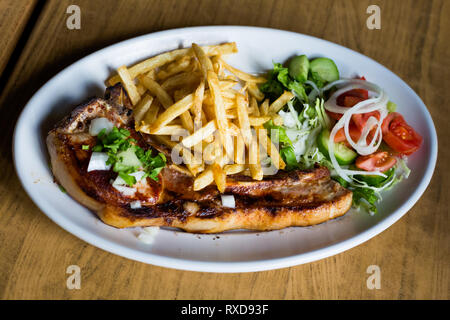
218, 58, 266, 83
133, 94, 153, 128
161, 72, 200, 91
149, 94, 194, 133
140, 75, 194, 133
142, 99, 161, 125
212, 163, 226, 193
193, 80, 205, 130
139, 75, 173, 109
221, 89, 237, 100
235, 93, 252, 146
268, 91, 294, 114
260, 98, 269, 115
247, 82, 264, 101
117, 66, 141, 105
267, 134, 285, 170
249, 116, 271, 126
223, 164, 246, 175
108, 42, 238, 85
159, 136, 203, 175
192, 43, 214, 78
182, 120, 216, 148
248, 131, 263, 180
256, 127, 285, 170
149, 125, 189, 136
136, 83, 146, 96
219, 80, 238, 90
193, 166, 214, 191
157, 55, 192, 80
249, 96, 260, 116
206, 70, 234, 159
271, 114, 284, 126
234, 131, 246, 165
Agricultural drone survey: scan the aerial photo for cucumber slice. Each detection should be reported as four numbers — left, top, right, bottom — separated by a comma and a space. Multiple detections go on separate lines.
356, 168, 394, 186
317, 130, 357, 165
310, 58, 339, 84
288, 55, 309, 83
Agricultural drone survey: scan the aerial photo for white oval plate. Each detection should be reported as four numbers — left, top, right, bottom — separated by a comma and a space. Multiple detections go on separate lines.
13, 26, 437, 273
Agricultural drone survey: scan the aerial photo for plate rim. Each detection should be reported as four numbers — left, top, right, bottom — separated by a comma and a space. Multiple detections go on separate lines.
12, 25, 438, 273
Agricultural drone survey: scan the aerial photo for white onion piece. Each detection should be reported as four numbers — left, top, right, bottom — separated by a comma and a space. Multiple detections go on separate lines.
130, 171, 146, 182
137, 227, 159, 244
89, 117, 114, 136
112, 175, 137, 196
87, 152, 111, 172
112, 175, 127, 186
221, 195, 236, 208
305, 80, 320, 102
112, 184, 136, 196
130, 200, 142, 209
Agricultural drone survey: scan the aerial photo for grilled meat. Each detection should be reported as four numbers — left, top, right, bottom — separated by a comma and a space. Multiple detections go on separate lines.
46, 84, 352, 233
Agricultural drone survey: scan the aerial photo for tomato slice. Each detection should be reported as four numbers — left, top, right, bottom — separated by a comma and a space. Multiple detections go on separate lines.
352, 111, 380, 131
382, 112, 423, 155
327, 110, 343, 120
334, 124, 361, 143
327, 77, 368, 120
355, 151, 397, 172
336, 89, 369, 106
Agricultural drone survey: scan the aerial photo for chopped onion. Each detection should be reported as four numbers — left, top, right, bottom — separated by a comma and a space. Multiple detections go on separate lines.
221, 195, 235, 208
305, 80, 320, 102
112, 175, 137, 196
87, 152, 111, 172
130, 171, 146, 182
137, 227, 159, 244
89, 117, 114, 136
130, 200, 142, 209
112, 184, 136, 196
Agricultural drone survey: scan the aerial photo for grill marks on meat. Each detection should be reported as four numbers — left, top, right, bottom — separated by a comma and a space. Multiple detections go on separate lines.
47, 84, 353, 233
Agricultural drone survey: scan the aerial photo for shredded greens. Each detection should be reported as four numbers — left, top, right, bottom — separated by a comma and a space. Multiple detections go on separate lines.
260, 63, 308, 102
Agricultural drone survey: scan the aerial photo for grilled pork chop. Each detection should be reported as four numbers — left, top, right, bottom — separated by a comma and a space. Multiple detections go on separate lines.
47, 84, 352, 233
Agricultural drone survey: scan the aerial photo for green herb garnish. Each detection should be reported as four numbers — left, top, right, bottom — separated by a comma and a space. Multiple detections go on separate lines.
92, 127, 166, 186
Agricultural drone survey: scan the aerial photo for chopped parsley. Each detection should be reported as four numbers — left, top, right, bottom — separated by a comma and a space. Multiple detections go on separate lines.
81, 145, 90, 150
92, 127, 166, 186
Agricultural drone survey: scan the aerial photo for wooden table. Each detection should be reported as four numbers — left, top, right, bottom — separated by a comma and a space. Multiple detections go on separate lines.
0, 0, 448, 299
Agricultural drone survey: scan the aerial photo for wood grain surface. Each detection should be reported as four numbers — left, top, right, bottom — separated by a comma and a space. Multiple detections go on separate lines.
0, 0, 37, 77
0, 0, 448, 299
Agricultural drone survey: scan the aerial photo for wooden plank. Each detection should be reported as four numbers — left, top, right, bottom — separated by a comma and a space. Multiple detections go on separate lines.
0, 0, 37, 76
0, 0, 448, 299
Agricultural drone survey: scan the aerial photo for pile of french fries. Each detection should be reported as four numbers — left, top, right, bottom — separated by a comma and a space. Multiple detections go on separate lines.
108, 42, 294, 193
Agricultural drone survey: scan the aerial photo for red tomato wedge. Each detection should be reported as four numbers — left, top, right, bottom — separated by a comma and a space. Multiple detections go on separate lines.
382, 112, 422, 155
336, 89, 369, 106
334, 124, 361, 143
327, 83, 369, 120
352, 111, 380, 131
355, 151, 397, 172
327, 111, 343, 120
